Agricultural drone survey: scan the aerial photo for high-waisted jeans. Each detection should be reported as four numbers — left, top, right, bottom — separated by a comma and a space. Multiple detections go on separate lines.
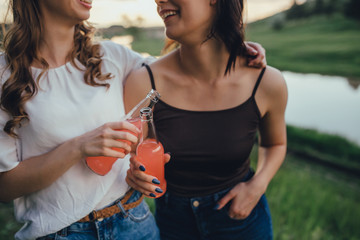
37, 190, 159, 240
155, 170, 273, 240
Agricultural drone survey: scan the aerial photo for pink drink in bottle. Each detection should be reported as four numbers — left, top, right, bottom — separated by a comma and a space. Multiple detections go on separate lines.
136, 107, 166, 197
86, 90, 161, 176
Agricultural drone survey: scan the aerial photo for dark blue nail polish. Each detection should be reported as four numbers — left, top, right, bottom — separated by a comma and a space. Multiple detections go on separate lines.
149, 193, 156, 198
139, 165, 146, 171
213, 204, 220, 210
152, 179, 160, 185
155, 188, 163, 193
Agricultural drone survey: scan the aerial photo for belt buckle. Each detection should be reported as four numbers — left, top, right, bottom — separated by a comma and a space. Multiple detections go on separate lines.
89, 210, 97, 221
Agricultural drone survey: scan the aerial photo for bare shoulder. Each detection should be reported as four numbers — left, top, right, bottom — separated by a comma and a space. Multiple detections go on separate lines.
255, 66, 288, 115
260, 66, 288, 98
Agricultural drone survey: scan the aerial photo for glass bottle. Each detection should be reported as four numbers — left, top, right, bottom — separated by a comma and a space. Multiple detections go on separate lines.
136, 107, 167, 198
86, 89, 161, 176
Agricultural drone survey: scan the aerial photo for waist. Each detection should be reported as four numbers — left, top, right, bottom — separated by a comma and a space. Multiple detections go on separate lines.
161, 169, 255, 204
166, 165, 253, 197
78, 188, 144, 222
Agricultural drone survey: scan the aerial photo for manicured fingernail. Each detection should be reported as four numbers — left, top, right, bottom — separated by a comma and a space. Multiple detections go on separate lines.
139, 165, 146, 171
213, 204, 220, 210
155, 188, 163, 193
149, 193, 156, 198
152, 179, 160, 185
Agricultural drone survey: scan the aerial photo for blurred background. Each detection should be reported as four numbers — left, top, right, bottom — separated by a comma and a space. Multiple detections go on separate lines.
1, 0, 359, 239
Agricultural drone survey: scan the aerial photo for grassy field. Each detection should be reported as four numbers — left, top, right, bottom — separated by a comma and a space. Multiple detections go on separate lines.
246, 14, 360, 79
266, 153, 359, 240
287, 125, 360, 172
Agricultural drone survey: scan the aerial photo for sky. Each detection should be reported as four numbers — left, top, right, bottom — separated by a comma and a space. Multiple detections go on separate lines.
0, 0, 301, 27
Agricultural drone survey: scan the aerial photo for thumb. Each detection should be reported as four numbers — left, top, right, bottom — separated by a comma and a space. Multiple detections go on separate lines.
215, 191, 236, 210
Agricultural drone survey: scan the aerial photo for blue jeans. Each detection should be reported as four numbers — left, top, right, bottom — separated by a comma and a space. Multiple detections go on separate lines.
37, 190, 159, 240
155, 170, 273, 240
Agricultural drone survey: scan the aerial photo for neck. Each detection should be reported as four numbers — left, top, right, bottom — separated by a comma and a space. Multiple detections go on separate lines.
37, 18, 76, 68
177, 38, 232, 83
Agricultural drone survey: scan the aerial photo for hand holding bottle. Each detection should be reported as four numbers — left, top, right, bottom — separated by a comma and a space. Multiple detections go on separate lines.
78, 121, 140, 174
85, 89, 161, 176
126, 153, 171, 198
135, 107, 167, 198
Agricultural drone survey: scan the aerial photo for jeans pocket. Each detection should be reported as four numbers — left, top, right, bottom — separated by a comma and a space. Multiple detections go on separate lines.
218, 201, 259, 224
128, 200, 151, 222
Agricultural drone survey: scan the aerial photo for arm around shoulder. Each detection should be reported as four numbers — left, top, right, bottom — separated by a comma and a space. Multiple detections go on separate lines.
124, 66, 154, 113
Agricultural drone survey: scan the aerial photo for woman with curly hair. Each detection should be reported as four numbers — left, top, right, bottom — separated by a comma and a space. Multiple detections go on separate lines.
0, 0, 266, 239
0, 0, 158, 239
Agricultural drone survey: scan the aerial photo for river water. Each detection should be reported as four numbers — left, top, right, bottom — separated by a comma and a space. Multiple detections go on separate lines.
283, 71, 360, 146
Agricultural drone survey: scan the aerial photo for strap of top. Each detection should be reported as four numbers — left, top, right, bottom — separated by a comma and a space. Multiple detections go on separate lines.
252, 67, 266, 97
143, 64, 156, 90
143, 63, 265, 96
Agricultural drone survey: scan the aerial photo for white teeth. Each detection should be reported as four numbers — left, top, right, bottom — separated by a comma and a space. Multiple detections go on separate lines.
80, 0, 92, 4
161, 11, 177, 20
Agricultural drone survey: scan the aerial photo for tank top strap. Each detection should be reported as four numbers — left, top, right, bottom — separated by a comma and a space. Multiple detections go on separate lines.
251, 67, 266, 97
142, 63, 156, 90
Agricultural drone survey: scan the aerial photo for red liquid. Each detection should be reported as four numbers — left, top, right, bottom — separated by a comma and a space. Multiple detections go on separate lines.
136, 139, 167, 198
86, 118, 141, 176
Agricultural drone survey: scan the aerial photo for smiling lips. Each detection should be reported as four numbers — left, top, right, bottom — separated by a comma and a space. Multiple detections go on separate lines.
160, 10, 178, 21
79, 0, 92, 8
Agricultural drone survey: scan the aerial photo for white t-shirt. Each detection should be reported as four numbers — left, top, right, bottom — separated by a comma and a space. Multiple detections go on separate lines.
0, 41, 152, 240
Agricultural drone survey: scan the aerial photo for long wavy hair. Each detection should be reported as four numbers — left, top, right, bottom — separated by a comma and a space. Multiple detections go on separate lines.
162, 0, 247, 75
1, 0, 112, 137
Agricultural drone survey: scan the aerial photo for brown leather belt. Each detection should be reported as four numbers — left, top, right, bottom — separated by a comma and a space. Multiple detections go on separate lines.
78, 189, 144, 222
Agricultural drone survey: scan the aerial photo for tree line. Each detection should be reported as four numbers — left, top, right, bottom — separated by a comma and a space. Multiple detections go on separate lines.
286, 0, 360, 20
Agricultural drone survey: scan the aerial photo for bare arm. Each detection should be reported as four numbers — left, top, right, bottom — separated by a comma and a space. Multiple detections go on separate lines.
124, 66, 153, 114
0, 121, 139, 202
216, 67, 288, 219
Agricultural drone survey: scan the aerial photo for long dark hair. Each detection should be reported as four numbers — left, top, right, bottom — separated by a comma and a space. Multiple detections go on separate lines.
209, 0, 247, 75
1, 0, 111, 137
162, 0, 247, 75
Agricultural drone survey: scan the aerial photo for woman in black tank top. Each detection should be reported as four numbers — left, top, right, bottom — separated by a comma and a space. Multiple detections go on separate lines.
125, 0, 288, 239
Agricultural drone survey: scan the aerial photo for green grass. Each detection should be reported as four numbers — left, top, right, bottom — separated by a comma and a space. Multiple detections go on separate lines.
131, 36, 165, 57
267, 154, 360, 240
287, 125, 360, 171
0, 203, 22, 239
246, 14, 360, 79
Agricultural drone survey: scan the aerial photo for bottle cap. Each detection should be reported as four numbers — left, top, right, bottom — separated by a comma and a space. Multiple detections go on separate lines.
147, 89, 161, 103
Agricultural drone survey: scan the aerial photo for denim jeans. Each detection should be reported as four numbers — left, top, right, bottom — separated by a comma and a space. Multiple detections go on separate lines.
37, 190, 159, 240
155, 170, 273, 240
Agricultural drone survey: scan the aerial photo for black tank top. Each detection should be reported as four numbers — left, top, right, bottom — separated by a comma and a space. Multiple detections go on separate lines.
144, 65, 266, 197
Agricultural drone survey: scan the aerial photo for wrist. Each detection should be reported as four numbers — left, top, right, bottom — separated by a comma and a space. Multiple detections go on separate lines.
249, 175, 269, 194
67, 136, 86, 160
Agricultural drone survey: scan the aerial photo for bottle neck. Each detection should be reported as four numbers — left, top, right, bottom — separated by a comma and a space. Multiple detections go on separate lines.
123, 89, 160, 121
140, 118, 158, 142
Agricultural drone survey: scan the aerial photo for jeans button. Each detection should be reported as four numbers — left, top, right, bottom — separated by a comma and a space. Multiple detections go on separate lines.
192, 200, 199, 207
